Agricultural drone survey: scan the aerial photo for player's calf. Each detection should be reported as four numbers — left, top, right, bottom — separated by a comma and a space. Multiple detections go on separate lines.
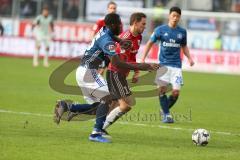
168, 90, 179, 109
103, 96, 134, 130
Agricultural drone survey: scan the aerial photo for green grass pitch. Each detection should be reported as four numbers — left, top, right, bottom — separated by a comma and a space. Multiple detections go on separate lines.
0, 57, 240, 160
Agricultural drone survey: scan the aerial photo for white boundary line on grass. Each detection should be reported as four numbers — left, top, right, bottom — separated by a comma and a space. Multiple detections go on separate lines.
0, 109, 240, 137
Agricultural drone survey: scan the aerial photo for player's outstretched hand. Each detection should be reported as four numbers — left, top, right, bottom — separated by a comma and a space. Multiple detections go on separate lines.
132, 72, 139, 83
148, 63, 160, 71
188, 58, 195, 66
119, 39, 133, 50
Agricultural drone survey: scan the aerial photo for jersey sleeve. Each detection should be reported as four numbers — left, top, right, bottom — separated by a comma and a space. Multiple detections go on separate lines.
99, 39, 117, 57
33, 15, 41, 25
150, 28, 161, 43
93, 19, 104, 35
181, 29, 187, 46
49, 15, 54, 24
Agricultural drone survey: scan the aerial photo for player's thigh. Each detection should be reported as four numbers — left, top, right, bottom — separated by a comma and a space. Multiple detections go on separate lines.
106, 70, 131, 101
80, 86, 98, 104
43, 37, 51, 50
76, 66, 110, 103
34, 32, 43, 48
35, 38, 41, 48
170, 67, 183, 90
155, 66, 171, 87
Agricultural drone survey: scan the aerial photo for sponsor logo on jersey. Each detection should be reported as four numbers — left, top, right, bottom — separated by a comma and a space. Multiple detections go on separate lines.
177, 33, 182, 39
164, 32, 168, 36
104, 42, 116, 53
109, 44, 116, 52
162, 41, 180, 48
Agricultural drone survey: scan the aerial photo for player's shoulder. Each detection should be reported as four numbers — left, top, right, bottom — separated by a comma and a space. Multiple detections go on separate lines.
98, 27, 115, 44
99, 29, 116, 55
120, 30, 131, 39
153, 25, 168, 35
96, 18, 105, 25
36, 14, 42, 19
176, 26, 187, 33
48, 15, 53, 20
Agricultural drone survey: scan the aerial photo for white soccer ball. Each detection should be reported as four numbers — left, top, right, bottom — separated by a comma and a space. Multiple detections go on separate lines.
192, 129, 210, 146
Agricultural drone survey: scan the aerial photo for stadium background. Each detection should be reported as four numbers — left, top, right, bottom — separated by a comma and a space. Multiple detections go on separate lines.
0, 0, 240, 74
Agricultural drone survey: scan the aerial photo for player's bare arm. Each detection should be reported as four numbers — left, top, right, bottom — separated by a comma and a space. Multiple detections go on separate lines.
50, 22, 54, 32
110, 54, 159, 71
182, 45, 194, 66
141, 40, 154, 62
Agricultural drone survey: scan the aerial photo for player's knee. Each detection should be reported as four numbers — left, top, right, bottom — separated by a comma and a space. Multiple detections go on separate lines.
119, 97, 134, 112
172, 90, 180, 98
119, 105, 131, 112
159, 86, 167, 95
128, 97, 136, 107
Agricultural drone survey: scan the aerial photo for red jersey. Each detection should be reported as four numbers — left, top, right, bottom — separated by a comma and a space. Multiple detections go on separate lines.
93, 18, 123, 35
108, 30, 142, 77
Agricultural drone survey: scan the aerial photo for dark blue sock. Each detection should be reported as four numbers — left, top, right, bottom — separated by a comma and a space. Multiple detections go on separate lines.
168, 95, 178, 109
70, 102, 99, 114
159, 95, 169, 114
94, 103, 109, 131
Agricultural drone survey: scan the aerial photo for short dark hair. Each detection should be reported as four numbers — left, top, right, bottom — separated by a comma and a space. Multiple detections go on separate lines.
104, 13, 121, 26
107, 1, 117, 8
130, 12, 146, 25
42, 4, 49, 11
169, 6, 181, 15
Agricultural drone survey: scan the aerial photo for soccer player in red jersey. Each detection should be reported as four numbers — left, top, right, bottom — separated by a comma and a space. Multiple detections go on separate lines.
102, 12, 147, 130
92, 1, 123, 35
93, 1, 123, 75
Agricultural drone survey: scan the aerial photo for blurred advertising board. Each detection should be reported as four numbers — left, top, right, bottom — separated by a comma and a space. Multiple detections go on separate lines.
0, 36, 88, 58
18, 20, 93, 42
137, 45, 240, 75
0, 18, 240, 74
86, 0, 143, 26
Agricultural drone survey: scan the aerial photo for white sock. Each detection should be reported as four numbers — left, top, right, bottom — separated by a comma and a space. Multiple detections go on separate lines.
33, 49, 39, 66
43, 50, 49, 66
103, 107, 125, 130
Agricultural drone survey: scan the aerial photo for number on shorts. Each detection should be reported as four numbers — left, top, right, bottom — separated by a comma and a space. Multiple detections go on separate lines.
124, 86, 130, 94
175, 76, 183, 85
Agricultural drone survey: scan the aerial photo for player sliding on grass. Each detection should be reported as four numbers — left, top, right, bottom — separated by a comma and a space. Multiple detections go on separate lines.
54, 13, 159, 143
141, 6, 194, 123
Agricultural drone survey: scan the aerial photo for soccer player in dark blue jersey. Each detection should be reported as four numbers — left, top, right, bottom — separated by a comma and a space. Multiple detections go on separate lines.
141, 7, 194, 123
54, 13, 159, 143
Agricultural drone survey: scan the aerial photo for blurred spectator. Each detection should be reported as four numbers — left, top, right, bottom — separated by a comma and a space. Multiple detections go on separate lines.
153, 0, 168, 6
0, 22, 4, 36
0, 0, 12, 16
231, 0, 240, 12
152, 1, 164, 29
63, 0, 79, 20
20, 0, 37, 18
213, 0, 231, 12
43, 0, 58, 19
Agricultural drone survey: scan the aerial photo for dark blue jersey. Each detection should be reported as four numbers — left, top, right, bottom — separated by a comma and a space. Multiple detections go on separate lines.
81, 27, 116, 69
150, 24, 187, 68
